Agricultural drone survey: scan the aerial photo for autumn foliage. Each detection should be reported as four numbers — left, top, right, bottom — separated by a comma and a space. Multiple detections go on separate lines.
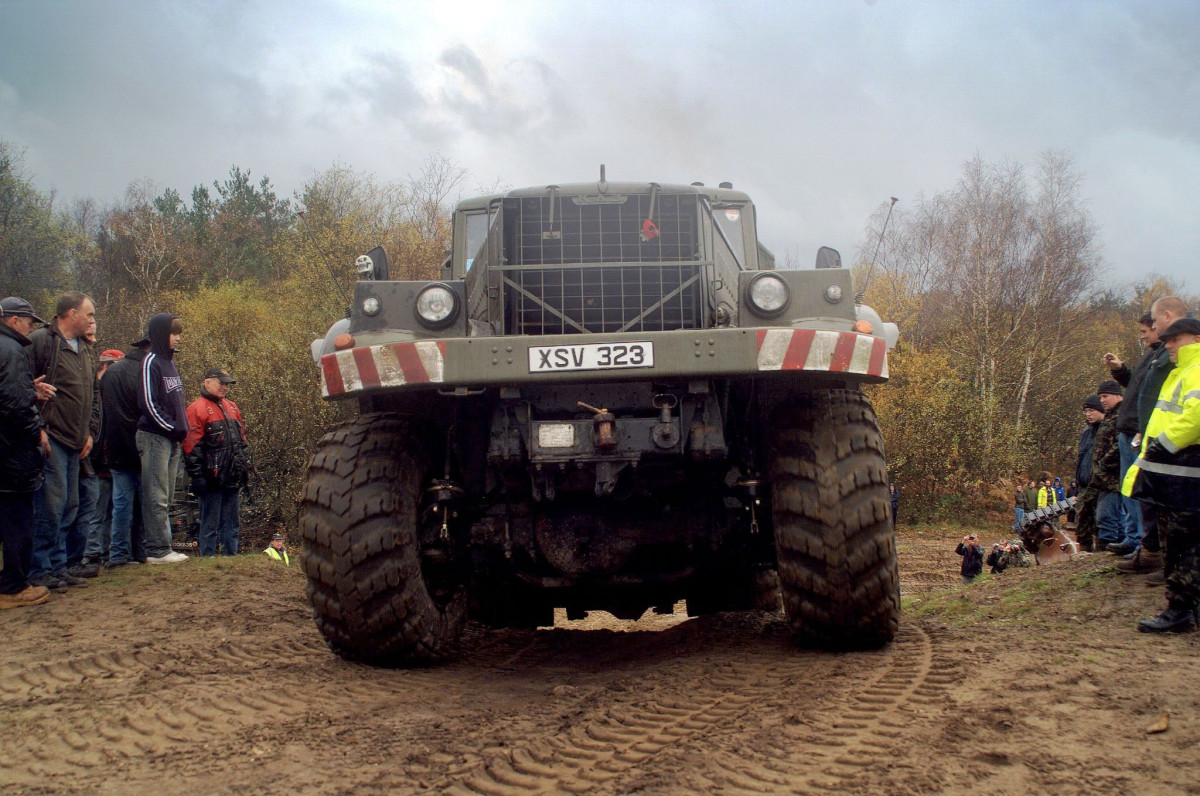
861, 153, 1195, 521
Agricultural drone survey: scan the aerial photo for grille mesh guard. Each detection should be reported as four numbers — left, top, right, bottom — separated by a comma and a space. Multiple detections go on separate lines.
505, 264, 704, 335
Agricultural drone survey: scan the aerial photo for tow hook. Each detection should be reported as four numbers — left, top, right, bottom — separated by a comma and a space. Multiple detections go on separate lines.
651, 394, 680, 449
425, 478, 464, 540
577, 401, 617, 451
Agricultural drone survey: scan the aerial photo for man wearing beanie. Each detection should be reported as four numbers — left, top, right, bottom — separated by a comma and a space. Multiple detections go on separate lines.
1073, 394, 1105, 551
1092, 380, 1129, 552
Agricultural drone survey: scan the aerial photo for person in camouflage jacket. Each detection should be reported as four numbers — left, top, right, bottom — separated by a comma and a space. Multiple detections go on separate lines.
1001, 541, 1033, 568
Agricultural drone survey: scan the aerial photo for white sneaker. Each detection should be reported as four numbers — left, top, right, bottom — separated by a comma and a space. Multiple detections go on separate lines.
146, 551, 189, 564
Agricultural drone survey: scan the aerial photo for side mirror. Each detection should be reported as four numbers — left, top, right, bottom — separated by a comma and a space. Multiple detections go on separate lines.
815, 246, 842, 269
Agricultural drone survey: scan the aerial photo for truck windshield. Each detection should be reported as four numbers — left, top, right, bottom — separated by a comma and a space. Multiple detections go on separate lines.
707, 201, 746, 268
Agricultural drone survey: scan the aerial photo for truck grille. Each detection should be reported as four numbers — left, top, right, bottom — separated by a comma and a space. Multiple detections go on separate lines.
506, 194, 699, 265
505, 264, 704, 335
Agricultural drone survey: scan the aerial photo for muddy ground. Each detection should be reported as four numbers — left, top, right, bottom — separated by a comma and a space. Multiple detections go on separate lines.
2, 524, 1199, 796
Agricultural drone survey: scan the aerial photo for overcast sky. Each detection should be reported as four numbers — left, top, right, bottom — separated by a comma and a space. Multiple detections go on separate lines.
1, 0, 1196, 290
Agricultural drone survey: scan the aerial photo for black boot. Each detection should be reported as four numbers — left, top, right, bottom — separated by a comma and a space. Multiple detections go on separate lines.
1138, 607, 1197, 634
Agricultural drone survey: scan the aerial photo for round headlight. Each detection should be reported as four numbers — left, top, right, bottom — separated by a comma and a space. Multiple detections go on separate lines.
824, 284, 843, 304
746, 274, 789, 317
415, 284, 459, 329
362, 296, 381, 316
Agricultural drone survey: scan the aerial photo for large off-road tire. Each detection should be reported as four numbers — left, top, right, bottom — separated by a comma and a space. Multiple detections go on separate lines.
768, 389, 900, 649
299, 412, 467, 666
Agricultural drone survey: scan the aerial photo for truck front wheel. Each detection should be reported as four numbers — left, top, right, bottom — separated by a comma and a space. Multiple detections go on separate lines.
299, 413, 468, 665
768, 389, 900, 649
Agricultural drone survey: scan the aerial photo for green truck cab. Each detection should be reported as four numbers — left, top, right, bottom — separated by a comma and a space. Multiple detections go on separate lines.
301, 175, 900, 665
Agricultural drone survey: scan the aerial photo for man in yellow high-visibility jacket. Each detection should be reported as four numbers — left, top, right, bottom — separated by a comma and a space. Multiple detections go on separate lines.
263, 533, 290, 566
1123, 317, 1200, 634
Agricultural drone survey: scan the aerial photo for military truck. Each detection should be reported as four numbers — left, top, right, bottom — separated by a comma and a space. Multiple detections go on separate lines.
300, 172, 900, 665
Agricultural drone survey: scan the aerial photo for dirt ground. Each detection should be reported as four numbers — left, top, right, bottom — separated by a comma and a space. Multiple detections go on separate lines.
3, 524, 1199, 796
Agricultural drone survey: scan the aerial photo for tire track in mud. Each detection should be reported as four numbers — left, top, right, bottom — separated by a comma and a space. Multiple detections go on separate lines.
2, 621, 452, 784
0, 636, 327, 704
1, 625, 498, 788
2, 642, 325, 783
430, 624, 956, 796
700, 625, 958, 793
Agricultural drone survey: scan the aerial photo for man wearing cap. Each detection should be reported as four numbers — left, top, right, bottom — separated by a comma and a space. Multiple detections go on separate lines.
183, 367, 250, 556
103, 338, 150, 566
1091, 380, 1129, 553
1073, 395, 1104, 551
1124, 317, 1200, 633
0, 297, 53, 608
263, 533, 289, 566
26, 292, 100, 590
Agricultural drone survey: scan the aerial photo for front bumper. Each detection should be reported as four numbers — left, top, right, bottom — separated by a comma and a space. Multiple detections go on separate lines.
319, 327, 889, 399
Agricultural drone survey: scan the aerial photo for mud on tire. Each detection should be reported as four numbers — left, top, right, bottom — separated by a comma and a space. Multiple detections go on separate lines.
299, 412, 467, 666
769, 389, 900, 649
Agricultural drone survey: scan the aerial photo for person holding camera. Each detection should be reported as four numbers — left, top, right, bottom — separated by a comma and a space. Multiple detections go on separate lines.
183, 367, 250, 556
956, 534, 985, 584
986, 542, 1007, 574
1002, 540, 1033, 568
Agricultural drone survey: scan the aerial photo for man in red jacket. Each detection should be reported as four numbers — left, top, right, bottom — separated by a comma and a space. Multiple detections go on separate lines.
183, 367, 250, 556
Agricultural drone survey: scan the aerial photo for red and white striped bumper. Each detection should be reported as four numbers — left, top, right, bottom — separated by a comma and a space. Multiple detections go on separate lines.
320, 341, 445, 397
756, 329, 888, 378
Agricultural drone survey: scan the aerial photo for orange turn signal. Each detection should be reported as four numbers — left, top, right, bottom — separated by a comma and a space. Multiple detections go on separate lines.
334, 333, 356, 351
853, 320, 874, 334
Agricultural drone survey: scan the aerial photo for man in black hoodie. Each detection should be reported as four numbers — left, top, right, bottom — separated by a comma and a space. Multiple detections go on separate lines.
136, 314, 189, 564
101, 339, 148, 566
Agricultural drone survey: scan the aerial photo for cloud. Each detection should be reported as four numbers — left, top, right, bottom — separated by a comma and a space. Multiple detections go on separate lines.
0, 0, 1196, 288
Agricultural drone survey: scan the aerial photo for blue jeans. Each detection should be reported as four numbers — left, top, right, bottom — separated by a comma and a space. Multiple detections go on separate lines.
67, 473, 99, 567
198, 488, 241, 556
109, 469, 140, 564
31, 438, 80, 579
137, 431, 181, 559
83, 476, 114, 563
1013, 507, 1025, 531
1096, 491, 1125, 544
1116, 432, 1142, 547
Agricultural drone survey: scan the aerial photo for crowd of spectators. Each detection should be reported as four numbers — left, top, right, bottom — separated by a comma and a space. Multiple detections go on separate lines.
0, 293, 258, 610
982, 297, 1200, 636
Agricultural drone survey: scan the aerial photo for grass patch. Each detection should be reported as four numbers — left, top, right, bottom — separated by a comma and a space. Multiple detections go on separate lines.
89, 553, 304, 592
902, 553, 1122, 631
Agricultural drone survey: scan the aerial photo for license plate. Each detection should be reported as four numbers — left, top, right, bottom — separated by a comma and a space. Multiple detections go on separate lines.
528, 342, 655, 373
